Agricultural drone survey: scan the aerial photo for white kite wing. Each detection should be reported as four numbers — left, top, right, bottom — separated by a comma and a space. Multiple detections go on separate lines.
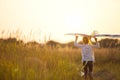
95, 34, 120, 38
65, 33, 120, 38
65, 33, 90, 37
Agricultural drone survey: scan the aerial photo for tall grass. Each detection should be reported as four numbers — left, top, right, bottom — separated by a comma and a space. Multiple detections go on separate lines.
0, 40, 120, 80
0, 41, 80, 80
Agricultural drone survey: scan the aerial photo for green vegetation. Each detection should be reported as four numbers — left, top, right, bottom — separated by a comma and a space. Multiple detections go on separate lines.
0, 38, 120, 80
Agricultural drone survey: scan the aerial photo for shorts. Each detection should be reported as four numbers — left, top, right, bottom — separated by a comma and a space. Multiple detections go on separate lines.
83, 61, 94, 74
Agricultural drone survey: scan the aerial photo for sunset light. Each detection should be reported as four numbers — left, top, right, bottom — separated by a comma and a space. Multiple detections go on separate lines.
0, 0, 120, 79
0, 0, 120, 43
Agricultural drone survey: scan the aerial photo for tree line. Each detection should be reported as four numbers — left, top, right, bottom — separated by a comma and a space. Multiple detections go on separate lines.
99, 38, 120, 48
0, 37, 120, 48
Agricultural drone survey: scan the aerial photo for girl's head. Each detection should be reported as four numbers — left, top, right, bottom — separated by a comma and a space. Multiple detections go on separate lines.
83, 36, 89, 44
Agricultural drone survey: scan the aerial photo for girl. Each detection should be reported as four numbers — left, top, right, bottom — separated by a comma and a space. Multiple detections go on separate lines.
74, 36, 100, 80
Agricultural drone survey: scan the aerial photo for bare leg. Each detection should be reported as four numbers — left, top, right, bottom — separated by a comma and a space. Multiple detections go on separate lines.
84, 75, 88, 80
89, 72, 93, 80
84, 72, 88, 80
83, 61, 88, 80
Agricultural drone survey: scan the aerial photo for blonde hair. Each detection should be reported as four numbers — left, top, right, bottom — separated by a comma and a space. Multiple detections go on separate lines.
83, 36, 92, 45
83, 37, 89, 44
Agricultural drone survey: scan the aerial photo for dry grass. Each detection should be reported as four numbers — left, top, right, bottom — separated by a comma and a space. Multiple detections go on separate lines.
0, 41, 120, 80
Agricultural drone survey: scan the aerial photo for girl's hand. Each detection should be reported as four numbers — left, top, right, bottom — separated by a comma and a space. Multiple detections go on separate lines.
75, 35, 78, 41
94, 37, 97, 42
76, 35, 78, 39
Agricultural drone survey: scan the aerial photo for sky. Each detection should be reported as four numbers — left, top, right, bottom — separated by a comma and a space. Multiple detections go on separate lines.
0, 0, 120, 43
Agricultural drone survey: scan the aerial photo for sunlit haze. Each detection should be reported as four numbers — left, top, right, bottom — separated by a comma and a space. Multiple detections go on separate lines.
0, 0, 120, 43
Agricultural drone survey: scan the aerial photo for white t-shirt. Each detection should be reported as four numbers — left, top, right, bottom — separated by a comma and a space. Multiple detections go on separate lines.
74, 40, 100, 62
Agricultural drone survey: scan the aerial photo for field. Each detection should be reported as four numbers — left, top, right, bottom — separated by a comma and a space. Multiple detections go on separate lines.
0, 39, 120, 80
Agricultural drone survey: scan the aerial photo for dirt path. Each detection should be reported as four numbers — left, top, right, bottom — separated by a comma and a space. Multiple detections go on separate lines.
94, 69, 116, 80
